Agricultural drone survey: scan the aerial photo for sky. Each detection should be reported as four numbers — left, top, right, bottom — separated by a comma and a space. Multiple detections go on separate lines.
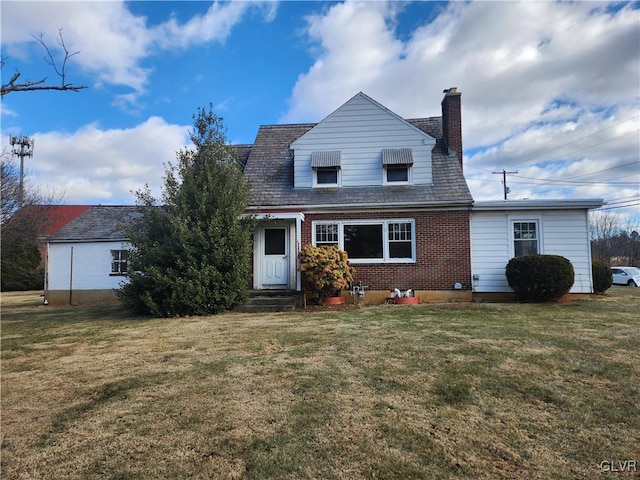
1, 1, 639, 223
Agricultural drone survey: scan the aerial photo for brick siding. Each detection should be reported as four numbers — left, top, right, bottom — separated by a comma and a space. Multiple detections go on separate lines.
301, 210, 471, 291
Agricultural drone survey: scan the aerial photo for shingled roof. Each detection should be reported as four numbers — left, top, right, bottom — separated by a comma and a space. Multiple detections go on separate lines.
242, 116, 472, 211
46, 206, 142, 242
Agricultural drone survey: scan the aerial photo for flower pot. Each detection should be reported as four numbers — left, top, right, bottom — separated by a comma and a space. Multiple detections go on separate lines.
395, 296, 419, 304
322, 296, 345, 305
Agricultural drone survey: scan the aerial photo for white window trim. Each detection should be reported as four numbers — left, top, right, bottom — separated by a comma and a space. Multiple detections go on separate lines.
508, 215, 543, 258
313, 167, 341, 188
110, 249, 129, 276
312, 219, 416, 264
383, 164, 413, 185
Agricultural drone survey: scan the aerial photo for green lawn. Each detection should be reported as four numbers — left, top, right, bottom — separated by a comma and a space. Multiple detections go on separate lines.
1, 288, 639, 479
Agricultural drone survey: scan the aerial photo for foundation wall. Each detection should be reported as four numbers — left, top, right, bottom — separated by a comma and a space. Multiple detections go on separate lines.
46, 289, 119, 306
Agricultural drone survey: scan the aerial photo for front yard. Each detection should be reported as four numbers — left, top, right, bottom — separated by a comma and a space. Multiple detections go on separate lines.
1, 288, 638, 479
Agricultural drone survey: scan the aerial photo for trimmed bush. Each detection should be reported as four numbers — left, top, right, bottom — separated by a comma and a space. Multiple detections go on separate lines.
299, 244, 355, 301
506, 254, 574, 302
592, 259, 613, 294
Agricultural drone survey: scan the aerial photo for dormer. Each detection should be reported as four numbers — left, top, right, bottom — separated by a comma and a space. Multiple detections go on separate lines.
291, 92, 436, 189
311, 151, 341, 187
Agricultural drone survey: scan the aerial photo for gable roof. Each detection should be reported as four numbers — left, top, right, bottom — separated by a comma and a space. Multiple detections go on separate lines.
243, 94, 472, 211
41, 205, 92, 235
291, 92, 436, 148
46, 206, 142, 243
8, 204, 91, 239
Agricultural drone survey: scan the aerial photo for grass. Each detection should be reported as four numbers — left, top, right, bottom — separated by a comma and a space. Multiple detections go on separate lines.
1, 288, 639, 479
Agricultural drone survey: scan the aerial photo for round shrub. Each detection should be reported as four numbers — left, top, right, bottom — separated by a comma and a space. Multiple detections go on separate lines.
506, 254, 574, 302
591, 259, 612, 293
299, 244, 355, 301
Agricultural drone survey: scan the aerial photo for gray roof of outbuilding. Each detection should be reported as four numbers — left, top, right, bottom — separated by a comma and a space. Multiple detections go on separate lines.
46, 206, 142, 242
243, 116, 472, 210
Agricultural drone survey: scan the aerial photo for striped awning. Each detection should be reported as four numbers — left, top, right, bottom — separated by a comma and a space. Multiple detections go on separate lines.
382, 148, 414, 165
311, 151, 341, 168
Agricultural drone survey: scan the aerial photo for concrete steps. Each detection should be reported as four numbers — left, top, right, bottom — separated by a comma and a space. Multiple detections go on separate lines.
234, 290, 299, 313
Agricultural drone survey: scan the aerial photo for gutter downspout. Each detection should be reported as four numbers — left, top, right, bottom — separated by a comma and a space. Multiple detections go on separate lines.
295, 215, 303, 291
69, 246, 74, 305
43, 242, 49, 304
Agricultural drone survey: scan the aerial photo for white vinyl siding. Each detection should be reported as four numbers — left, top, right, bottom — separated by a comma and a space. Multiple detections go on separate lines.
48, 241, 131, 291
470, 210, 593, 293
292, 94, 435, 188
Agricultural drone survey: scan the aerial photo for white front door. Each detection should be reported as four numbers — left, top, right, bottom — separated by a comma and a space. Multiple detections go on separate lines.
261, 227, 289, 288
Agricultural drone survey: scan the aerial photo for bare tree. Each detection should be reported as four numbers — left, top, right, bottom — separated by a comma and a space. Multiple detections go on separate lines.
590, 211, 640, 266
1, 154, 65, 290
1, 29, 87, 97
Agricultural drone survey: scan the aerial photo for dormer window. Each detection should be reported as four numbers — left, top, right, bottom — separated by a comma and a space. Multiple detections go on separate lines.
383, 148, 413, 185
312, 151, 341, 187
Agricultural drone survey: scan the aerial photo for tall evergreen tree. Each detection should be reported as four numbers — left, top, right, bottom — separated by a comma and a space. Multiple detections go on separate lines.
118, 106, 253, 316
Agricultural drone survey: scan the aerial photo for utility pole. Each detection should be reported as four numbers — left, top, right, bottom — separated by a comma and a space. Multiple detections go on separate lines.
492, 169, 518, 200
9, 134, 34, 207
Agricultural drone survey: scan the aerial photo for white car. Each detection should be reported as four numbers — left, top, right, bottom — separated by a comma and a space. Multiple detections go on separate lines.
611, 267, 640, 287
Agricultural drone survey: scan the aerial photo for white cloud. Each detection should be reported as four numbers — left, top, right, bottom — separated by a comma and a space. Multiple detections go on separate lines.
26, 117, 190, 204
1, 1, 277, 95
283, 1, 639, 215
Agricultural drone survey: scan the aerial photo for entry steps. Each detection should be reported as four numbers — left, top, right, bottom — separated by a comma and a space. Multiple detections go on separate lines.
234, 290, 299, 313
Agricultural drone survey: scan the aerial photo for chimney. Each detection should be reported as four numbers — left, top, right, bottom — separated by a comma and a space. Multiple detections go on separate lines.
441, 87, 463, 170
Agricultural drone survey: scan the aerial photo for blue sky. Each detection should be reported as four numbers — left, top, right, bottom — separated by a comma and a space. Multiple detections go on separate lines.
1, 1, 639, 223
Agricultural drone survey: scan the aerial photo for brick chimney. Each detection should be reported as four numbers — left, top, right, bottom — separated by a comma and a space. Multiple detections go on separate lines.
441, 87, 463, 170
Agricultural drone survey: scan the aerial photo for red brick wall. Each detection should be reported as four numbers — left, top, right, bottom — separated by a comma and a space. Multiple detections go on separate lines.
301, 210, 471, 291
441, 89, 463, 170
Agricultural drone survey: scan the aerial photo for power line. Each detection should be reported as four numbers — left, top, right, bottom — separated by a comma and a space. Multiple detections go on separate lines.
595, 201, 640, 211
509, 115, 640, 169
492, 160, 639, 189
492, 169, 518, 199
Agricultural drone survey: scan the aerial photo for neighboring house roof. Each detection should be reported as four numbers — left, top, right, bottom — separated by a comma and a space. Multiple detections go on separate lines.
242, 118, 472, 211
9, 204, 91, 238
46, 206, 142, 243
41, 205, 92, 235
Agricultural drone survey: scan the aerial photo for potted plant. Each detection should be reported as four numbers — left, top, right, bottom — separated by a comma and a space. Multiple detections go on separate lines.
299, 244, 355, 304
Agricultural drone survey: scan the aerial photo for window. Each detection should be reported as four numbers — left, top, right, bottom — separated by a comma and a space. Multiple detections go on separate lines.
264, 228, 286, 255
312, 151, 341, 187
111, 250, 128, 275
386, 165, 409, 183
382, 148, 413, 184
313, 220, 415, 263
315, 223, 338, 247
344, 224, 384, 259
316, 167, 339, 185
388, 222, 413, 258
513, 221, 539, 257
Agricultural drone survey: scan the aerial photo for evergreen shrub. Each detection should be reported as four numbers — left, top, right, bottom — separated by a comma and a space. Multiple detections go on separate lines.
591, 259, 613, 294
506, 254, 574, 302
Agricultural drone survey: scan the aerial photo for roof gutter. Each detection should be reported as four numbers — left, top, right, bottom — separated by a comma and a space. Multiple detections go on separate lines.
472, 199, 605, 211
246, 200, 473, 214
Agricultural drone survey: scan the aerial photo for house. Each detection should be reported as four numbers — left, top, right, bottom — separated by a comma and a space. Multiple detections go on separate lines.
44, 206, 140, 305
241, 89, 473, 303
37, 205, 91, 268
43, 88, 603, 306
470, 199, 603, 300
